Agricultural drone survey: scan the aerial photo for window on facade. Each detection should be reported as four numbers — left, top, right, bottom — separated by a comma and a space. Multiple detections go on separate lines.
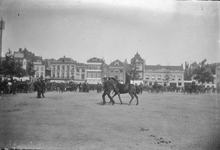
36, 67, 39, 71
97, 72, 101, 78
178, 83, 182, 86
151, 75, 155, 80
120, 69, 123, 73
157, 75, 161, 80
82, 69, 85, 72
114, 62, 119, 65
93, 73, 96, 78
178, 76, 182, 81
88, 73, 92, 78
149, 82, 152, 86
57, 65, 60, 70
41, 72, 43, 77
119, 74, 123, 80
77, 68, 80, 72
172, 76, 175, 81
146, 75, 149, 80
111, 70, 113, 73
62, 65, 65, 70
81, 74, 85, 79
115, 70, 118, 73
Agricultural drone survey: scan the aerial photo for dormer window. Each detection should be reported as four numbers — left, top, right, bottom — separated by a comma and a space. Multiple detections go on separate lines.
114, 62, 119, 66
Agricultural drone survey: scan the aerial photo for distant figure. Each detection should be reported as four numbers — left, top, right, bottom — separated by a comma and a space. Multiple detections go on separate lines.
139, 83, 143, 94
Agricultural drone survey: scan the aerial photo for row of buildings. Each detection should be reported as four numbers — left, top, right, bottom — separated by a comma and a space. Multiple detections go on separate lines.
11, 48, 220, 88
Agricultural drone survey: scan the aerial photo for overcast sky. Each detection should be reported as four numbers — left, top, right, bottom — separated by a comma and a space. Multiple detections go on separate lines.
0, 0, 219, 66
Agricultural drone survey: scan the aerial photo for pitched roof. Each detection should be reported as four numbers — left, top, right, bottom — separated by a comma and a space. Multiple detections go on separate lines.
145, 65, 183, 71
131, 52, 144, 62
50, 61, 76, 64
191, 62, 199, 68
57, 56, 76, 63
76, 63, 87, 67
109, 59, 124, 67
87, 57, 104, 63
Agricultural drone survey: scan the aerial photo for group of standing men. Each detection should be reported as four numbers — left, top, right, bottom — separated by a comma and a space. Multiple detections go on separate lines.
35, 77, 46, 98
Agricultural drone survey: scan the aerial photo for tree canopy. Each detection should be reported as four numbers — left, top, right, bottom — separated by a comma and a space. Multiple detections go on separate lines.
0, 49, 35, 77
193, 59, 214, 84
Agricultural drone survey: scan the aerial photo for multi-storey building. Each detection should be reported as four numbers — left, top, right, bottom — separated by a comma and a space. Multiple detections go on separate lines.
130, 53, 145, 80
33, 59, 45, 78
86, 57, 103, 84
109, 59, 126, 83
75, 63, 87, 83
50, 56, 76, 81
144, 65, 184, 87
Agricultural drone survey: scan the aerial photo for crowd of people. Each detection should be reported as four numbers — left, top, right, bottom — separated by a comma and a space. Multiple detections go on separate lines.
0, 77, 219, 99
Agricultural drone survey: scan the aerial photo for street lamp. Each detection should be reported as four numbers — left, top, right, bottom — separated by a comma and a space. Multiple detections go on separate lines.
0, 17, 5, 60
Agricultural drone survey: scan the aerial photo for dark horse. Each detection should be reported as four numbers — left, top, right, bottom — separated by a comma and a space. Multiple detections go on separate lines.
109, 77, 139, 105
102, 79, 115, 105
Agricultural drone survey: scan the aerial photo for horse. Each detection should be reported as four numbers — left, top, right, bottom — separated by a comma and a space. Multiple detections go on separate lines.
108, 77, 139, 105
102, 79, 115, 105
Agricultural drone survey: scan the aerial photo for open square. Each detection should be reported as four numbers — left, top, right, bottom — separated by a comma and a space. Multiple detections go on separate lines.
0, 91, 219, 150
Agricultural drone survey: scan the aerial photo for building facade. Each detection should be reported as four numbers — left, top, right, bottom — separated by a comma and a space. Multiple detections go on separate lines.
33, 59, 45, 78
130, 53, 145, 80
75, 63, 87, 83
86, 57, 103, 84
109, 59, 126, 83
144, 65, 184, 87
50, 56, 76, 81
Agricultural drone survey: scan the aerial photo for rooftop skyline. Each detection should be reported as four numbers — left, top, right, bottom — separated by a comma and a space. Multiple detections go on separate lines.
1, 0, 219, 66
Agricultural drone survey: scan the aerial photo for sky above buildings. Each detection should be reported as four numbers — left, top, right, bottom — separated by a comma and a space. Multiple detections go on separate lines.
0, 0, 219, 66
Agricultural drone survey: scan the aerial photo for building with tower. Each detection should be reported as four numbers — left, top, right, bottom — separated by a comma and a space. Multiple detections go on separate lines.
130, 53, 145, 84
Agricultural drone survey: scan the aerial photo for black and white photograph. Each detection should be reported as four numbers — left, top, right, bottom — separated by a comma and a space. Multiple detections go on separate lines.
0, 0, 220, 149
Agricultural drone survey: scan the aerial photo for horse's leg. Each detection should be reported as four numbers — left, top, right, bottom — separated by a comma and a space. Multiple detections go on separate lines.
129, 93, 134, 105
134, 93, 139, 105
117, 93, 123, 105
107, 93, 115, 105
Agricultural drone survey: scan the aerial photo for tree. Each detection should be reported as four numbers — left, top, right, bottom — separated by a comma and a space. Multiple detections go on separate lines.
193, 59, 214, 84
0, 49, 26, 77
26, 61, 35, 76
164, 68, 172, 84
126, 61, 140, 83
